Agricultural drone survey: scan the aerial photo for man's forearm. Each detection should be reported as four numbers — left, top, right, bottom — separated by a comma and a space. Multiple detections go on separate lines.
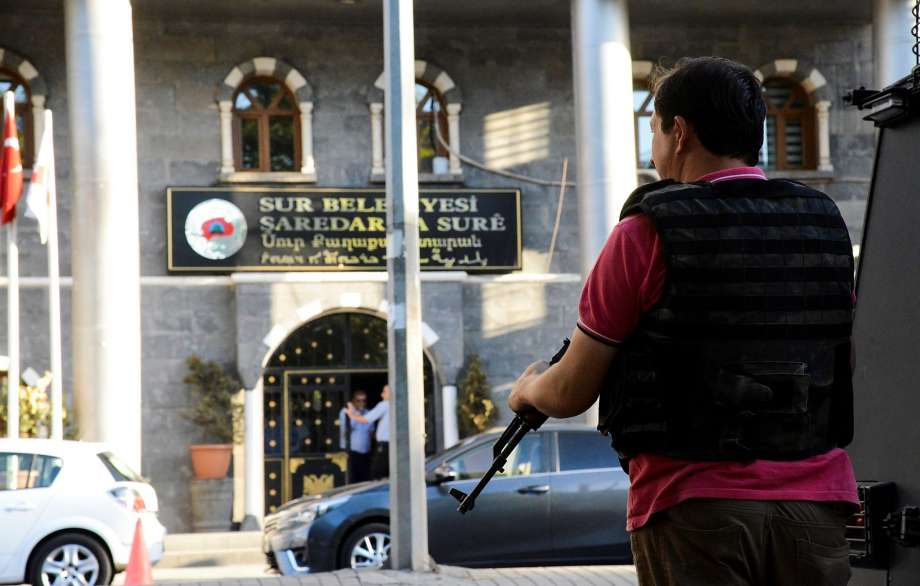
508, 328, 616, 419
518, 365, 596, 419
349, 412, 370, 424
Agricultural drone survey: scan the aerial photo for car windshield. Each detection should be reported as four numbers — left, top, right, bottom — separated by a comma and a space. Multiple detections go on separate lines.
443, 433, 545, 480
98, 451, 144, 482
426, 433, 495, 471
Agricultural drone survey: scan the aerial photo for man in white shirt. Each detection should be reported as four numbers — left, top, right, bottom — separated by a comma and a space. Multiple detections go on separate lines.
346, 384, 390, 479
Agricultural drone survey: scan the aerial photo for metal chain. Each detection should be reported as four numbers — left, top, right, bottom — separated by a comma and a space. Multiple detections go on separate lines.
914, 0, 919, 66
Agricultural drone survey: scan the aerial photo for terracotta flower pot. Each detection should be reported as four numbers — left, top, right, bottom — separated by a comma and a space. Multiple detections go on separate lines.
189, 444, 232, 479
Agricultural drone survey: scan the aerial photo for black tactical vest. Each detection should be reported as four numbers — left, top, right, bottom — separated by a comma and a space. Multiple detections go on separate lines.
599, 179, 855, 464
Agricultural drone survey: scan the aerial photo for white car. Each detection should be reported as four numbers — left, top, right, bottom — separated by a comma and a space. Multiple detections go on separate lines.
0, 439, 166, 586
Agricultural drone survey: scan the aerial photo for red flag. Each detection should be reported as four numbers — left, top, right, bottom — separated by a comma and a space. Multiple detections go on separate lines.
1, 93, 23, 224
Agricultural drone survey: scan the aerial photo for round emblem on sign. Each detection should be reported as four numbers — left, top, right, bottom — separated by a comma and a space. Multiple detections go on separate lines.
184, 198, 248, 260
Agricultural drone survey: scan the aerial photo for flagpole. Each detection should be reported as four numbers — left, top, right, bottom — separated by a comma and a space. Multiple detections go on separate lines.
6, 219, 17, 439
43, 111, 63, 441
4, 90, 18, 439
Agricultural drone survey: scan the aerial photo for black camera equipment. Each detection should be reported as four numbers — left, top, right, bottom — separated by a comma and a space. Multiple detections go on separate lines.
843, 4, 920, 576
845, 1, 919, 128
449, 338, 570, 514
884, 506, 920, 548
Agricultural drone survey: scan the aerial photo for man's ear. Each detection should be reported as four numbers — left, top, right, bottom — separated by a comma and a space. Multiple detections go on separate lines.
673, 115, 693, 154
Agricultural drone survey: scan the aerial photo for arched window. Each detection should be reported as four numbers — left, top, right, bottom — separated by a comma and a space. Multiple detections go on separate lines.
217, 56, 315, 182
753, 60, 833, 172
232, 77, 300, 172
761, 77, 816, 170
0, 69, 32, 168
415, 81, 450, 174
368, 60, 463, 180
633, 79, 655, 169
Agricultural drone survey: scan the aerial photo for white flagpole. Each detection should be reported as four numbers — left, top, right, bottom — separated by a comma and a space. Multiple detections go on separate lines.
44, 110, 63, 441
4, 92, 18, 439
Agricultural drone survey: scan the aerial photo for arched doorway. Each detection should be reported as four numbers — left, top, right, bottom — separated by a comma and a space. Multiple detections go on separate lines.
261, 311, 437, 513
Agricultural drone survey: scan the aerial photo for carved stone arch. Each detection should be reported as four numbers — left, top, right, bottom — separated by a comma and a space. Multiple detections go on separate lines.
368, 59, 462, 105
367, 59, 463, 177
0, 47, 49, 165
250, 305, 444, 510
632, 60, 655, 83
752, 58, 832, 104
216, 56, 315, 179
217, 56, 313, 103
257, 304, 442, 373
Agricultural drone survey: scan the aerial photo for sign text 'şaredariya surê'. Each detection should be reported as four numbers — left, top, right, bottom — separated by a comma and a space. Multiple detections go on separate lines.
167, 188, 521, 272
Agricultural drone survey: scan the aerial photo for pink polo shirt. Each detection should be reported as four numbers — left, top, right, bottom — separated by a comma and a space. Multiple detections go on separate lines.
577, 167, 859, 531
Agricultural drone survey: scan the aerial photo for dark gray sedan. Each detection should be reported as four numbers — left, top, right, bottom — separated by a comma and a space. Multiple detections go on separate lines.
263, 424, 630, 573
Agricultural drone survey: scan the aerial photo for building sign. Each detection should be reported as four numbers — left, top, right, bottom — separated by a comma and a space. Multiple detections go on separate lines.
167, 187, 522, 272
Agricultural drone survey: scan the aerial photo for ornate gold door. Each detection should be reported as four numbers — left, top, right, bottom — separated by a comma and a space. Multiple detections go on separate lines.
261, 311, 436, 514
284, 371, 349, 501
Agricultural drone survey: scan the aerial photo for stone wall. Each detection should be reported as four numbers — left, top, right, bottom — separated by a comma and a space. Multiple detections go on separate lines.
141, 285, 237, 531
631, 21, 876, 240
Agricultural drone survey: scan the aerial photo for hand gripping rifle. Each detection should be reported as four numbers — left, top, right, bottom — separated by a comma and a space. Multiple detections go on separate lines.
449, 338, 570, 514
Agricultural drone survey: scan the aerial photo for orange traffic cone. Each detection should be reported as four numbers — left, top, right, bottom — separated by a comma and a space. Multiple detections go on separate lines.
124, 518, 154, 585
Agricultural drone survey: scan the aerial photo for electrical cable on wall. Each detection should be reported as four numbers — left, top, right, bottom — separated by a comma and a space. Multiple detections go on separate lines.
546, 158, 569, 272
432, 121, 575, 188
432, 119, 573, 271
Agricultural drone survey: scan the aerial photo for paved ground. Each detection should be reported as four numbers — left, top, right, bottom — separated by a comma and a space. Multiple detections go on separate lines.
156, 565, 639, 585
113, 564, 271, 584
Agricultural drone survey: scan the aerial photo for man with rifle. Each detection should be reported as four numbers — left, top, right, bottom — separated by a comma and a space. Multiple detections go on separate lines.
508, 57, 858, 585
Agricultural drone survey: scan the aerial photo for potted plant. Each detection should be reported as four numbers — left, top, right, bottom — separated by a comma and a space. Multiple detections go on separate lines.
183, 356, 243, 480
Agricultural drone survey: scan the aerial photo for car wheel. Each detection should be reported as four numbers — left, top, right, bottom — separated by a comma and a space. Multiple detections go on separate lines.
28, 533, 113, 586
339, 522, 391, 570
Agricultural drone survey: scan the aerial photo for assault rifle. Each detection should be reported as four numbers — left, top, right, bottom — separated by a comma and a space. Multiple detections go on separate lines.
450, 339, 570, 514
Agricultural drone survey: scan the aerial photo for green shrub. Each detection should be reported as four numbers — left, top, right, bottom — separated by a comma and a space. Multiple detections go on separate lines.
0, 373, 76, 439
183, 356, 244, 444
456, 353, 498, 438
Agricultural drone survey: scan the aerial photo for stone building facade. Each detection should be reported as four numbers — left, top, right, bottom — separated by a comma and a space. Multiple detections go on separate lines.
0, 1, 879, 532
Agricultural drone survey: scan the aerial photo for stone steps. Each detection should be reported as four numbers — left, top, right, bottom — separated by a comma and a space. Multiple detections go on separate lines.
158, 531, 265, 569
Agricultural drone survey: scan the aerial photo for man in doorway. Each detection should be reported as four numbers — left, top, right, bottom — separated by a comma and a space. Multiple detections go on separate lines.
346, 384, 390, 480
508, 57, 857, 585
339, 390, 374, 483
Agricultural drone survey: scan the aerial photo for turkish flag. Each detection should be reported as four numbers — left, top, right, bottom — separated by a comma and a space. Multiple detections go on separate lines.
0, 93, 23, 224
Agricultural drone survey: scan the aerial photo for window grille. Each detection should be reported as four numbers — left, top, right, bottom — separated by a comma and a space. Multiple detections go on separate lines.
760, 77, 816, 170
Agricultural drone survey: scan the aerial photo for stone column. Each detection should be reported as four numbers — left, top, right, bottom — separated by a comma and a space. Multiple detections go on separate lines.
815, 100, 833, 172
571, 0, 636, 425
65, 0, 143, 470
242, 381, 265, 529
31, 95, 45, 152
383, 0, 429, 571
299, 101, 315, 176
874, 0, 917, 87
446, 103, 462, 175
370, 102, 385, 176
218, 100, 234, 174
441, 384, 459, 448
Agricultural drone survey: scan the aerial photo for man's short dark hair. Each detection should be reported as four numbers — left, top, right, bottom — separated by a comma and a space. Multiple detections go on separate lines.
653, 57, 766, 166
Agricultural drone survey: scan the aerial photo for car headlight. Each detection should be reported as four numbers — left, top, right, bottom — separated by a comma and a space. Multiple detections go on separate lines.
280, 495, 351, 530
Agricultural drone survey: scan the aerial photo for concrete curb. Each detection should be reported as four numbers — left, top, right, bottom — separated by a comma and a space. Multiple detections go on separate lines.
155, 565, 639, 586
